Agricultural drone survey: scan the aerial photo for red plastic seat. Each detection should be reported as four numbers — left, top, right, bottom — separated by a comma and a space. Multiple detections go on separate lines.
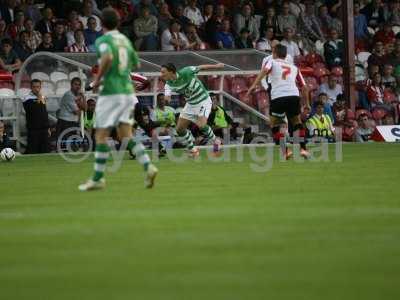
346, 109, 355, 120
313, 67, 330, 80
331, 66, 343, 76
238, 91, 254, 107
299, 67, 314, 77
0, 81, 14, 89
372, 107, 388, 120
207, 75, 220, 91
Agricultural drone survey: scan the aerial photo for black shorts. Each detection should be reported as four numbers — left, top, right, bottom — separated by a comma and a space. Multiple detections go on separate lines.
270, 96, 301, 119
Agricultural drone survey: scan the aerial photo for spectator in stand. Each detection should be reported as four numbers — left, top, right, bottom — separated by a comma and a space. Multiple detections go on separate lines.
260, 7, 279, 38
203, 3, 213, 23
185, 24, 205, 50
7, 9, 25, 40
161, 19, 189, 51
0, 38, 21, 72
23, 79, 50, 154
135, 0, 158, 18
382, 64, 396, 89
204, 4, 227, 48
24, 18, 42, 52
0, 19, 10, 44
172, 4, 191, 28
318, 74, 343, 106
289, 0, 305, 18
56, 77, 84, 140
368, 41, 386, 69
67, 10, 84, 32
84, 17, 102, 52
280, 27, 301, 58
157, 3, 173, 35
354, 1, 369, 41
67, 30, 88, 52
317, 4, 342, 36
79, 0, 102, 32
332, 94, 354, 128
298, 1, 325, 43
374, 22, 395, 45
134, 5, 159, 51
235, 28, 253, 49
183, 0, 204, 27
207, 94, 235, 139
14, 30, 34, 62
0, 120, 12, 151
35, 7, 55, 34
306, 101, 335, 140
256, 26, 278, 53
367, 72, 385, 107
361, 0, 385, 29
385, 39, 400, 67
0, 0, 17, 25
384, 0, 400, 26
24, 0, 42, 25
311, 92, 334, 121
53, 21, 68, 52
66, 19, 84, 47
355, 113, 374, 142
234, 3, 259, 42
36, 32, 55, 52
216, 19, 235, 49
324, 28, 344, 69
277, 2, 297, 35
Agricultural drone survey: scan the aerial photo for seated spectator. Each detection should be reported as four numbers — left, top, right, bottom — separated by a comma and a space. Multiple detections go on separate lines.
24, 18, 42, 52
216, 19, 235, 49
256, 26, 278, 53
35, 7, 55, 34
0, 39, 21, 72
207, 94, 235, 139
385, 0, 400, 26
157, 3, 173, 35
56, 77, 84, 141
324, 28, 344, 69
66, 19, 84, 47
36, 32, 55, 52
53, 22, 68, 52
185, 24, 205, 50
84, 17, 102, 52
7, 10, 25, 40
281, 27, 301, 58
277, 1, 297, 35
0, 120, 12, 151
203, 3, 214, 23
317, 4, 342, 36
204, 4, 227, 47
260, 7, 279, 38
183, 0, 204, 27
23, 79, 50, 154
368, 41, 386, 69
374, 22, 395, 45
234, 3, 259, 42
154, 93, 176, 135
318, 74, 343, 106
161, 20, 189, 51
332, 94, 356, 139
289, 0, 305, 18
311, 92, 334, 121
133, 5, 158, 51
134, 0, 158, 18
361, 0, 385, 29
0, 19, 10, 43
235, 28, 253, 49
385, 39, 400, 67
298, 1, 325, 52
382, 64, 396, 89
68, 30, 88, 52
79, 0, 102, 32
14, 31, 34, 62
354, 1, 369, 41
306, 101, 335, 140
172, 4, 191, 28
355, 113, 374, 142
367, 72, 385, 107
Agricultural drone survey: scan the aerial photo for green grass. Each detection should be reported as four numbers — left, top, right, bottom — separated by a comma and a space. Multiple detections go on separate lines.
0, 143, 400, 300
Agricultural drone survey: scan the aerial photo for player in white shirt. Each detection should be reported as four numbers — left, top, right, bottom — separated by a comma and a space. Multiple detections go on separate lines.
260, 53, 293, 91
247, 44, 310, 159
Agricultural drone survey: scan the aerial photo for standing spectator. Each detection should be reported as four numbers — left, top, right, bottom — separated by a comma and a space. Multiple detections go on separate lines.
385, 39, 400, 67
172, 4, 191, 28
0, 120, 12, 150
0, 19, 11, 43
280, 27, 301, 58
23, 79, 50, 154
368, 41, 386, 68
53, 21, 68, 52
56, 77, 84, 140
234, 3, 259, 42
277, 2, 297, 35
260, 7, 279, 37
14, 30, 34, 62
318, 74, 343, 106
216, 19, 235, 49
161, 20, 188, 51
324, 28, 344, 69
204, 4, 226, 47
185, 24, 205, 50
183, 0, 204, 27
157, 3, 173, 35
135, 0, 158, 18
374, 22, 395, 45
235, 28, 253, 49
355, 113, 374, 142
203, 3, 213, 23
382, 64, 396, 89
354, 1, 369, 41
79, 0, 102, 32
67, 30, 88, 52
361, 0, 385, 29
0, 0, 17, 25
24, 18, 42, 52
84, 17, 102, 52
7, 9, 25, 40
256, 26, 278, 53
35, 7, 55, 34
133, 5, 159, 51
0, 38, 21, 72
36, 32, 55, 52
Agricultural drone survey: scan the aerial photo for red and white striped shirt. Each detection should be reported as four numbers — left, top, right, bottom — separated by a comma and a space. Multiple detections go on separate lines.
68, 43, 88, 53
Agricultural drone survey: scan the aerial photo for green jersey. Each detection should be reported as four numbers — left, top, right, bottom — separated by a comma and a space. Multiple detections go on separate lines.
165, 66, 209, 105
95, 30, 139, 96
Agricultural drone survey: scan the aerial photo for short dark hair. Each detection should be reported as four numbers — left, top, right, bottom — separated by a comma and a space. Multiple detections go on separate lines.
101, 7, 120, 30
1, 38, 13, 46
31, 79, 41, 86
157, 93, 165, 99
19, 30, 28, 38
162, 63, 177, 73
275, 44, 287, 58
87, 16, 96, 23
318, 92, 328, 98
71, 77, 82, 85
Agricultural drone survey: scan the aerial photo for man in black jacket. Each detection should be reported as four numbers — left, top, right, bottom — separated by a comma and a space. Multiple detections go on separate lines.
0, 120, 12, 150
23, 79, 50, 154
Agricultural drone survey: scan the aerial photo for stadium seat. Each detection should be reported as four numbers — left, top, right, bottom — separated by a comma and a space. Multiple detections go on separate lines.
56, 87, 70, 95
357, 51, 371, 68
230, 76, 248, 95
56, 79, 70, 90
299, 67, 314, 77
69, 71, 88, 81
207, 75, 220, 91
304, 77, 319, 91
0, 88, 15, 97
31, 71, 50, 81
50, 71, 68, 83
0, 81, 14, 90
255, 90, 269, 112
372, 107, 387, 121
306, 53, 324, 66
294, 55, 307, 68
238, 91, 254, 107
383, 90, 397, 103
346, 110, 356, 120
392, 25, 400, 35
315, 40, 324, 56
17, 88, 31, 97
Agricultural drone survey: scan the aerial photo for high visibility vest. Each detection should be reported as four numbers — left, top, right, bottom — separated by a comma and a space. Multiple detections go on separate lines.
307, 114, 333, 137
214, 106, 228, 128
155, 107, 176, 127
84, 112, 95, 129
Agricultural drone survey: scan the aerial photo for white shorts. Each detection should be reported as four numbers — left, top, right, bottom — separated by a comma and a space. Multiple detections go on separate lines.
95, 94, 138, 128
180, 97, 212, 123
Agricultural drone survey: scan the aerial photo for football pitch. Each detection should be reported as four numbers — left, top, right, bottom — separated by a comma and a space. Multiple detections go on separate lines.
1, 143, 399, 300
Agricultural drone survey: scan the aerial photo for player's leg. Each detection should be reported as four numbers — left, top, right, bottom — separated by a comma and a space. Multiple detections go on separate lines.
194, 99, 221, 153
176, 116, 196, 153
270, 98, 291, 159
287, 96, 309, 158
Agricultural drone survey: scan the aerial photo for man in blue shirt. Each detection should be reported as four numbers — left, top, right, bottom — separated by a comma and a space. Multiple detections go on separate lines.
354, 2, 369, 40
216, 19, 235, 49
83, 17, 102, 52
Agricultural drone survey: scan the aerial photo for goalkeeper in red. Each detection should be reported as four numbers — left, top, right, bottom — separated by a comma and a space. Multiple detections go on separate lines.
79, 8, 157, 191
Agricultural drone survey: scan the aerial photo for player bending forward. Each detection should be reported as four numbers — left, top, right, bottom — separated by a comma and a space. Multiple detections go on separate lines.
160, 63, 224, 157
79, 8, 157, 191
246, 44, 310, 159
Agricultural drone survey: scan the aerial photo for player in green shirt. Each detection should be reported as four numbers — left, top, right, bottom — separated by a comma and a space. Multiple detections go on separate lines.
79, 8, 158, 191
160, 63, 224, 157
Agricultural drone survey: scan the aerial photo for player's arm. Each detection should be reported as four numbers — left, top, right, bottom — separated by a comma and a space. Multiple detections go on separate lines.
196, 63, 224, 71
246, 68, 270, 97
164, 83, 172, 102
297, 70, 310, 108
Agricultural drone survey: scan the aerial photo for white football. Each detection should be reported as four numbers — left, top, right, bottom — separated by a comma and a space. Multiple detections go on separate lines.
1, 148, 16, 161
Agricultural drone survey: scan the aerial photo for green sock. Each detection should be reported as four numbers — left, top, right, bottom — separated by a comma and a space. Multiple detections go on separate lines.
92, 144, 109, 181
200, 125, 216, 142
128, 139, 150, 171
180, 130, 194, 150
